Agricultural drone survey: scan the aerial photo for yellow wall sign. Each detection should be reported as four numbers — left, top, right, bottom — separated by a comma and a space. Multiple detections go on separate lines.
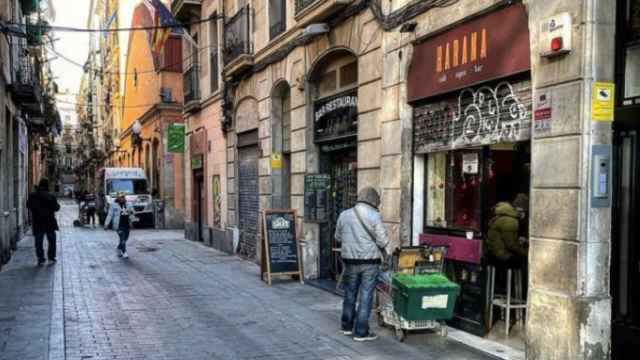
271, 153, 283, 169
592, 82, 615, 122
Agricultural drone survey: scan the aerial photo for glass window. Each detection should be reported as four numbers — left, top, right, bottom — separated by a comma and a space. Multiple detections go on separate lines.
426, 150, 482, 232
340, 62, 357, 87
107, 179, 148, 195
269, 0, 286, 40
209, 13, 219, 93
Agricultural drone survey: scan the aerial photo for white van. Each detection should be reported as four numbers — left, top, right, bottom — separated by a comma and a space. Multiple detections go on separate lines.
98, 168, 153, 227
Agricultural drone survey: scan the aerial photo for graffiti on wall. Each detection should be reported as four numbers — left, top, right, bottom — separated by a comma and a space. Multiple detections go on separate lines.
414, 81, 532, 153
212, 175, 222, 228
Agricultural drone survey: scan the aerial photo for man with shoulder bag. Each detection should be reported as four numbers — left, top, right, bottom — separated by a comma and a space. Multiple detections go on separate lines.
335, 187, 391, 342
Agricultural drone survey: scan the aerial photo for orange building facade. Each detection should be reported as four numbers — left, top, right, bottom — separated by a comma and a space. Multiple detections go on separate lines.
118, 3, 185, 228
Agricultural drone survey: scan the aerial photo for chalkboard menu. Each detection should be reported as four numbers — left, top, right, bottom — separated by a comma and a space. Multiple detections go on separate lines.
261, 210, 304, 286
304, 174, 331, 222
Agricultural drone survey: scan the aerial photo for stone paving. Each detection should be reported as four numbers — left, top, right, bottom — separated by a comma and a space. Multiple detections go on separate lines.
0, 201, 493, 360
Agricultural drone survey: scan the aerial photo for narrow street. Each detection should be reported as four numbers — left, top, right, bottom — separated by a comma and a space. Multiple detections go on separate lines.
0, 202, 491, 360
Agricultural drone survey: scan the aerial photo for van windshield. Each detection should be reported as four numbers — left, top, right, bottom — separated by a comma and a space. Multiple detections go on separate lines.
107, 179, 148, 195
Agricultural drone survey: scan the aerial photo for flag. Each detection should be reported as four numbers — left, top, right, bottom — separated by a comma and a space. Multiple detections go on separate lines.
143, 0, 184, 54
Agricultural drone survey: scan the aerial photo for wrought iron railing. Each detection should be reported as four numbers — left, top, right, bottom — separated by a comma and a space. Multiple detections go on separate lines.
295, 0, 318, 15
223, 5, 252, 65
269, 20, 285, 40
183, 64, 200, 104
14, 50, 40, 87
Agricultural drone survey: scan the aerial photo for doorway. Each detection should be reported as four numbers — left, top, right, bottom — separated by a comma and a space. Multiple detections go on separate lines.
612, 119, 640, 359
193, 171, 205, 242
318, 146, 358, 281
237, 139, 259, 258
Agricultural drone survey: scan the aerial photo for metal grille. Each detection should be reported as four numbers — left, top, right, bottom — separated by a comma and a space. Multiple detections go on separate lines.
295, 0, 317, 15
414, 80, 533, 153
238, 146, 259, 258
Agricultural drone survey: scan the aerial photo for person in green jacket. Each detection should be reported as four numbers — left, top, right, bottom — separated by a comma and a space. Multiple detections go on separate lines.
486, 199, 528, 268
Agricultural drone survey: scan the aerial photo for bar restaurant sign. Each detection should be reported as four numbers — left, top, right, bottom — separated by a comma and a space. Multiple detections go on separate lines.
314, 90, 358, 143
407, 4, 531, 103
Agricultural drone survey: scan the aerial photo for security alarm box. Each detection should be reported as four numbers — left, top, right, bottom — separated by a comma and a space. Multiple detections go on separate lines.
540, 13, 572, 57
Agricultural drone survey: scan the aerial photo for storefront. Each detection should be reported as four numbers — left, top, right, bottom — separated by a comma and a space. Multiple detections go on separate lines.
306, 50, 359, 287
189, 130, 207, 243
408, 3, 532, 343
612, 0, 640, 357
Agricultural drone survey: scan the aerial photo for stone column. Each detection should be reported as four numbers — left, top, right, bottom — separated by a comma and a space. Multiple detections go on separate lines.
526, 1, 615, 359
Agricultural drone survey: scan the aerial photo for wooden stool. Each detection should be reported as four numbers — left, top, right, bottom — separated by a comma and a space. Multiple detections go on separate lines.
487, 265, 526, 336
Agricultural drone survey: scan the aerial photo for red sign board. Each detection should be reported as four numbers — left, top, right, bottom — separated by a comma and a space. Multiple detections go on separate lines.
408, 4, 531, 103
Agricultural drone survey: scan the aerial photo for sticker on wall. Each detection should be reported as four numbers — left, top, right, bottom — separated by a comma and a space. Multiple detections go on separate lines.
462, 153, 479, 174
592, 82, 615, 122
534, 91, 552, 134
271, 153, 283, 169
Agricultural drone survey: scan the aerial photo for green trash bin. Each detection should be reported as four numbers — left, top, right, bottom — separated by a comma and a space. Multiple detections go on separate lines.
392, 273, 460, 321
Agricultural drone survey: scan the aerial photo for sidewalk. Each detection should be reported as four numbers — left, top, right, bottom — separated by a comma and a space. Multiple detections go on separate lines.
0, 202, 495, 360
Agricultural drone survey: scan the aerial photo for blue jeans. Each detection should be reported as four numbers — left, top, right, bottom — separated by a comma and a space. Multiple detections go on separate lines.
341, 263, 380, 337
117, 227, 130, 253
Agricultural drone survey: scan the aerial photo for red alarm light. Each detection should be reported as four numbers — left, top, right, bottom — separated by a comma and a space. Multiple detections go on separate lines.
551, 37, 563, 52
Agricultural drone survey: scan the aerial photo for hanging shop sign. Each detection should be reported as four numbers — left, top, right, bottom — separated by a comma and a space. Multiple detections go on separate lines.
260, 209, 304, 286
592, 82, 615, 122
314, 90, 358, 143
167, 123, 186, 153
408, 4, 531, 103
414, 80, 533, 153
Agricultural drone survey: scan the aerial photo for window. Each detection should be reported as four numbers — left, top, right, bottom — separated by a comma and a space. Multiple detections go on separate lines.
209, 13, 219, 93
269, 0, 286, 40
426, 151, 482, 232
107, 179, 148, 195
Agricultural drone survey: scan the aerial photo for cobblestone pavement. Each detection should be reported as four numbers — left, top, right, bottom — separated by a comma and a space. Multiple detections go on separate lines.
0, 201, 493, 360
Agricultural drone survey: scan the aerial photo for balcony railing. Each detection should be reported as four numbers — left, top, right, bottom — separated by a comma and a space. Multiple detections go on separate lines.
183, 64, 200, 105
223, 5, 252, 65
295, 0, 318, 15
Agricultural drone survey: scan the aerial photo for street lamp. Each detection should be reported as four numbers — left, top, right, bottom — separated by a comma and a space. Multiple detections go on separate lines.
131, 120, 151, 148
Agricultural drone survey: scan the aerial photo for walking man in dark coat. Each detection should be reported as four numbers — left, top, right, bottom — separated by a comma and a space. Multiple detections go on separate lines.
26, 178, 61, 266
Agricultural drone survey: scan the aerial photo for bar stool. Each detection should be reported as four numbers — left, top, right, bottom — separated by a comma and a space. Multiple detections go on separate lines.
487, 265, 526, 336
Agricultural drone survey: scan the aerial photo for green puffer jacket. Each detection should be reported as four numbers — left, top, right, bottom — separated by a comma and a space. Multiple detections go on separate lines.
486, 202, 528, 261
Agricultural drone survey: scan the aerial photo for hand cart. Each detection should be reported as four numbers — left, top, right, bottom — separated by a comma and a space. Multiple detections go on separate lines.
375, 245, 452, 342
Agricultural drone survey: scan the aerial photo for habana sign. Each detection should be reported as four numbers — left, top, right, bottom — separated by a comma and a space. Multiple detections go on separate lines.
408, 4, 531, 103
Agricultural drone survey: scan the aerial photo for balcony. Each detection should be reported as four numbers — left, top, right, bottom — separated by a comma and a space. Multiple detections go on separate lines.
171, 0, 201, 22
183, 64, 201, 113
223, 5, 253, 78
8, 51, 43, 117
294, 0, 352, 26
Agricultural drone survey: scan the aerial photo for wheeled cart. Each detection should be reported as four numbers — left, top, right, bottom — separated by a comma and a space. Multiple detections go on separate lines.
375, 246, 459, 342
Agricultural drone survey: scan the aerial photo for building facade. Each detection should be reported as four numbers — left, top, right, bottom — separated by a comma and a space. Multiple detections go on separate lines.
207, 0, 618, 358
117, 3, 186, 229
0, 0, 58, 269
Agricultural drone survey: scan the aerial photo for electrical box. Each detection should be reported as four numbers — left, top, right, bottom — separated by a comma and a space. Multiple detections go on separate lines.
540, 13, 572, 57
591, 145, 612, 208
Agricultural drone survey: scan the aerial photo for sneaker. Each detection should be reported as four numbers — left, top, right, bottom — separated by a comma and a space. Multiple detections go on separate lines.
117, 249, 123, 258
122, 252, 129, 259
353, 333, 378, 342
37, 260, 45, 266
340, 330, 353, 336
48, 258, 57, 264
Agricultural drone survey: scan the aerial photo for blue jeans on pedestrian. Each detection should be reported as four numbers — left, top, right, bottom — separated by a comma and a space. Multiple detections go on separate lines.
117, 227, 130, 253
341, 263, 380, 337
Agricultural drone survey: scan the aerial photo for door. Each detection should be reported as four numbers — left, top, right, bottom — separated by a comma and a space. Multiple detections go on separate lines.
238, 145, 259, 258
612, 124, 640, 359
194, 173, 205, 242
319, 148, 358, 280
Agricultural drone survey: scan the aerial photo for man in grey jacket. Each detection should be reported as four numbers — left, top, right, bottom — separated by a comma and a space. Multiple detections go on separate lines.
336, 187, 390, 341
